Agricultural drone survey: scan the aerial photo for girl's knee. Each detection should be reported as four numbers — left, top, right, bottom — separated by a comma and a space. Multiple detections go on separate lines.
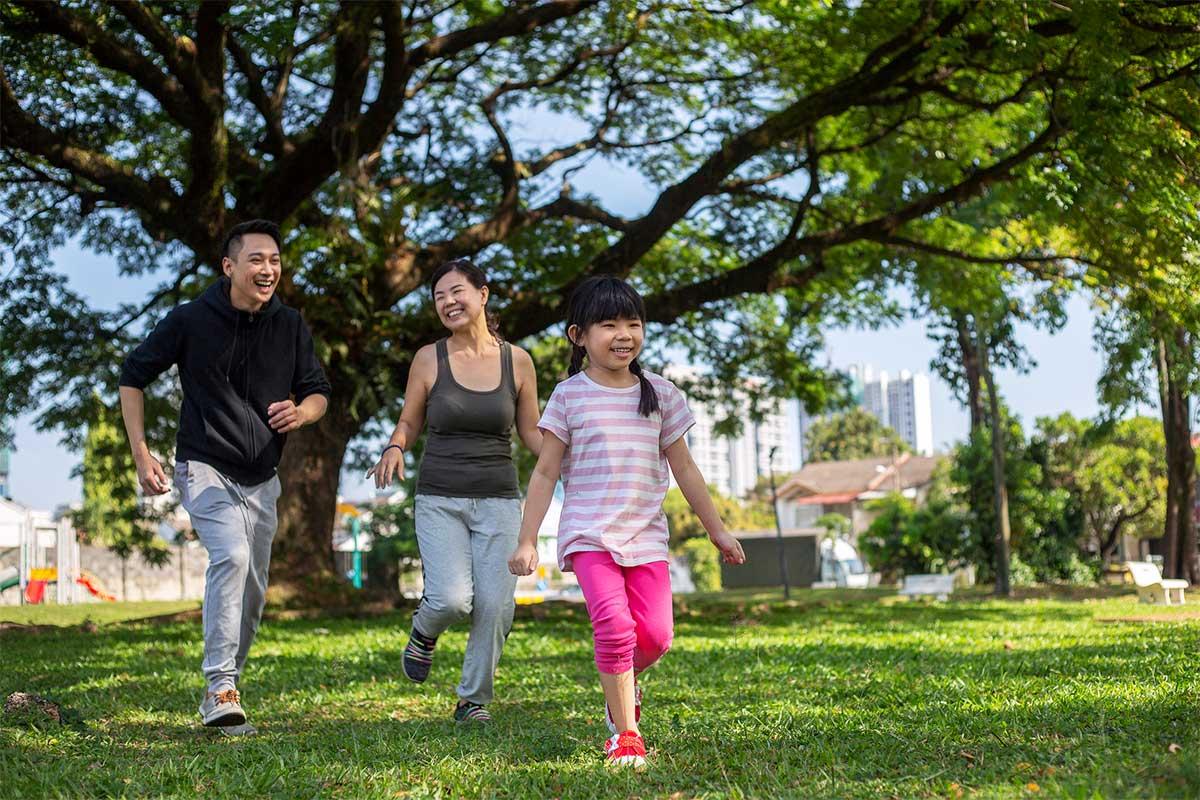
634, 626, 673, 669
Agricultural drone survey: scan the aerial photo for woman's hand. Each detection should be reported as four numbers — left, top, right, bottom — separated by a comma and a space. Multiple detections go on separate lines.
508, 542, 539, 576
710, 530, 746, 565
365, 446, 404, 489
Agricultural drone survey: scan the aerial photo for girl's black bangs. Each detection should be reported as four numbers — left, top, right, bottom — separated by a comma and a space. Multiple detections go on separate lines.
574, 281, 645, 327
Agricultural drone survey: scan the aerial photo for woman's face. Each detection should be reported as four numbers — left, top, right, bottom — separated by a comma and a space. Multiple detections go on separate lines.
432, 269, 488, 332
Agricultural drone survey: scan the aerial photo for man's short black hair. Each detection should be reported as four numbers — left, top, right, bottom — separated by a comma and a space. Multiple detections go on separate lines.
222, 219, 282, 260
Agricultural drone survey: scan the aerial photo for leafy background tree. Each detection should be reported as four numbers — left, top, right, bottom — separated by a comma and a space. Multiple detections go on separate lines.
73, 395, 171, 599
4, 1, 1200, 588
803, 408, 911, 464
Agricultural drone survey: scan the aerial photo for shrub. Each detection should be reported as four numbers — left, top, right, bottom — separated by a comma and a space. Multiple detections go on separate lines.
678, 537, 721, 592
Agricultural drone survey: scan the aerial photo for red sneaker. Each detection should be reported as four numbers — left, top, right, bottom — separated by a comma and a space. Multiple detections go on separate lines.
604, 682, 642, 735
604, 729, 647, 769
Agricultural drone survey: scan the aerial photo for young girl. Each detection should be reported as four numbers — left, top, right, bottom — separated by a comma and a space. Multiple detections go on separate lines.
508, 275, 745, 769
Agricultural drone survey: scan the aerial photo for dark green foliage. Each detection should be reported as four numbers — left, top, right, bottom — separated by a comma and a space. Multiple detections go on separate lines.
804, 408, 911, 464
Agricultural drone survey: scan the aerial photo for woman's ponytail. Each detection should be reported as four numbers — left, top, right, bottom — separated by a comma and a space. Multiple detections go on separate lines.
629, 357, 660, 417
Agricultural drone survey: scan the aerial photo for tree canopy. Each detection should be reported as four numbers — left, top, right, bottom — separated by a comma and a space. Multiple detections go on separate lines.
4, 1, 1200, 582
803, 407, 911, 464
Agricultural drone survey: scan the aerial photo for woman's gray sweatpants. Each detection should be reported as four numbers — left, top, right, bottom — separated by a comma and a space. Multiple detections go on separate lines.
175, 460, 281, 694
413, 494, 521, 705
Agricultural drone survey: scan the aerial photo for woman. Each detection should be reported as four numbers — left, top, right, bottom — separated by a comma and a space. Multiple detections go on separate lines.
368, 259, 542, 723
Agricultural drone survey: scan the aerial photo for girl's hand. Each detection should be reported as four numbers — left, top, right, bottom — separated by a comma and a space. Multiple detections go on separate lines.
508, 543, 539, 576
710, 530, 746, 565
365, 447, 404, 489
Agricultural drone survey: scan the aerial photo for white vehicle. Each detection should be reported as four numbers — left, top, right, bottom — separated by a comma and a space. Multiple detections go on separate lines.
818, 536, 870, 588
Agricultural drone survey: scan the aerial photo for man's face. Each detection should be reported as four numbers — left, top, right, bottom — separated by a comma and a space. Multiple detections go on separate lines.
223, 233, 281, 311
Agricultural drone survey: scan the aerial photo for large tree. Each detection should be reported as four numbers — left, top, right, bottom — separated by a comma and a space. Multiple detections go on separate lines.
4, 1, 1199, 585
803, 407, 910, 464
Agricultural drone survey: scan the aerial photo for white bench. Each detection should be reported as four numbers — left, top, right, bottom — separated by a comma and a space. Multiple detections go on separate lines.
899, 573, 955, 601
1125, 561, 1188, 605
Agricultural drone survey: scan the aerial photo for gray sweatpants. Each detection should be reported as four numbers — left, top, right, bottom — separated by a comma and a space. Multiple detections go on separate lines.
413, 494, 521, 705
175, 460, 281, 693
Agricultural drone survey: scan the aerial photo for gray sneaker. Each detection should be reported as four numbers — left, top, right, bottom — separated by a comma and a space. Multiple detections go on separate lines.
199, 688, 247, 727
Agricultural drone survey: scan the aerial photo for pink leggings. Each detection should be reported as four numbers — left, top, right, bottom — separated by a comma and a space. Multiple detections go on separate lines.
573, 551, 674, 675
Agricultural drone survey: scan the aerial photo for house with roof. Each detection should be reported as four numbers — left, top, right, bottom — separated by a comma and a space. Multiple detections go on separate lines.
774, 453, 945, 539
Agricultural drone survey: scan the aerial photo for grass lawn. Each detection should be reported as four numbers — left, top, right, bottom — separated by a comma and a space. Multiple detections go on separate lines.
0, 600, 200, 627
1, 588, 1198, 799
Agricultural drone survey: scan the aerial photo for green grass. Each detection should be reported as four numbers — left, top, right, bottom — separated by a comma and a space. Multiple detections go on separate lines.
1, 589, 1198, 799
0, 600, 200, 627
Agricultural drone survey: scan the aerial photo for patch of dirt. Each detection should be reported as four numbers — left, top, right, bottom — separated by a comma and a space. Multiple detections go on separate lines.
1095, 612, 1200, 623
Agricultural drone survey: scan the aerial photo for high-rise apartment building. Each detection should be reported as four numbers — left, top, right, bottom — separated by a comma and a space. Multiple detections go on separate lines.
800, 364, 935, 460
669, 368, 801, 498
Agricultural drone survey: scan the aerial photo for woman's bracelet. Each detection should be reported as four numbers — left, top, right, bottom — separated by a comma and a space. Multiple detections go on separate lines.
381, 444, 404, 458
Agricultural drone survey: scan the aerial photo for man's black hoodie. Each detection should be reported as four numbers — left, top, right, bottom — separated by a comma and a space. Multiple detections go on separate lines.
120, 278, 331, 485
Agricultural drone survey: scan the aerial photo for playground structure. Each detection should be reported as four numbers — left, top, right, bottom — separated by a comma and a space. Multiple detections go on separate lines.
0, 496, 114, 605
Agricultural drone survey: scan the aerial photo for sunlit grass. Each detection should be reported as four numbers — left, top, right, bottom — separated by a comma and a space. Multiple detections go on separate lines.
1, 589, 1197, 798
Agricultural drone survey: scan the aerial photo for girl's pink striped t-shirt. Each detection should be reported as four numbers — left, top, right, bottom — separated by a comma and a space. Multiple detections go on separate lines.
538, 369, 695, 571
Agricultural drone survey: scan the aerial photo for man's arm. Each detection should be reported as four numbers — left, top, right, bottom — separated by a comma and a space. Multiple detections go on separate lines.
119, 386, 170, 495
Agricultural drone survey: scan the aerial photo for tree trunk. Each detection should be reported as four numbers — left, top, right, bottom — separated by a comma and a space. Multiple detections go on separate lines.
120, 557, 128, 601
980, 338, 1012, 597
1156, 329, 1199, 582
272, 402, 359, 588
955, 314, 986, 433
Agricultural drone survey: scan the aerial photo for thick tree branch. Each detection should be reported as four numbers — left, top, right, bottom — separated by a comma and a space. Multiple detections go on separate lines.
227, 35, 291, 156
259, 0, 596, 222
107, 0, 211, 105
575, 5, 972, 280
15, 0, 199, 129
0, 70, 182, 239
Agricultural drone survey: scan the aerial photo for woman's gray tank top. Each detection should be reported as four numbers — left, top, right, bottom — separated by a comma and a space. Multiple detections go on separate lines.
416, 339, 519, 498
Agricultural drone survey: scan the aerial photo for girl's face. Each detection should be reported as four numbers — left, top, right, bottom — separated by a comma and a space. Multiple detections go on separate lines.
570, 316, 644, 372
433, 269, 488, 332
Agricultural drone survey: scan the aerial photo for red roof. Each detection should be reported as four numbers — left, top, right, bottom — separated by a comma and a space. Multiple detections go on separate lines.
790, 491, 860, 506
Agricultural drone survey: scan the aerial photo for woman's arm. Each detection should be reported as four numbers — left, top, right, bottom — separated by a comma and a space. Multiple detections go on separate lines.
665, 437, 746, 564
509, 434, 566, 575
512, 346, 544, 457
368, 344, 434, 488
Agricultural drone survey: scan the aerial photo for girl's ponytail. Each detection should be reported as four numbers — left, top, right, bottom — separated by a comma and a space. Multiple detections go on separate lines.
568, 343, 586, 376
629, 357, 660, 417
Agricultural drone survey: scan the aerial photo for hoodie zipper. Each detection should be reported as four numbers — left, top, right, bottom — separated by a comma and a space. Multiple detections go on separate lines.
245, 312, 257, 463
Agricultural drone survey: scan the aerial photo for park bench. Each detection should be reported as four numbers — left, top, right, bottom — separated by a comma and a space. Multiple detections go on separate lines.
899, 573, 954, 601
1124, 561, 1188, 605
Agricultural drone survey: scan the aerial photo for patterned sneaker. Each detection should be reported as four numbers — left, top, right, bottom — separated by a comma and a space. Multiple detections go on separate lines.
402, 628, 437, 683
604, 682, 642, 735
604, 730, 648, 769
199, 688, 246, 727
454, 701, 492, 723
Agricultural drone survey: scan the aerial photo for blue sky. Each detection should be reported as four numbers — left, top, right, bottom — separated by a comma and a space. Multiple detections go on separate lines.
6, 149, 1112, 511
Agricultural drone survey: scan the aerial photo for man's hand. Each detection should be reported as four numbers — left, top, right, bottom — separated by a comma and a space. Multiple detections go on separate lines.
268, 400, 308, 433
136, 454, 171, 496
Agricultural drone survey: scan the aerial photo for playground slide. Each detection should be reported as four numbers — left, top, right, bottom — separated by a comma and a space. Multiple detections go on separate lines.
4, 567, 117, 603
77, 570, 116, 602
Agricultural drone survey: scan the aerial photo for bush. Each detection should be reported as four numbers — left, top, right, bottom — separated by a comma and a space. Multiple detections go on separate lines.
1009, 554, 1038, 588
857, 492, 970, 582
678, 537, 721, 592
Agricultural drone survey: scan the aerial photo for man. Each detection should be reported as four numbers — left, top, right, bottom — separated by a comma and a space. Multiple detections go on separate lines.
119, 219, 330, 734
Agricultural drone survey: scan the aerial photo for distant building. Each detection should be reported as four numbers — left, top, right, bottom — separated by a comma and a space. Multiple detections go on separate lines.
775, 453, 944, 538
804, 364, 935, 458
886, 370, 934, 456
669, 367, 802, 499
